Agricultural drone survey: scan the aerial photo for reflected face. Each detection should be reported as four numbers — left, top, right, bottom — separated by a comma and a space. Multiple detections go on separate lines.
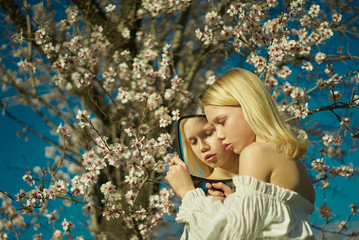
204, 105, 256, 154
183, 117, 236, 169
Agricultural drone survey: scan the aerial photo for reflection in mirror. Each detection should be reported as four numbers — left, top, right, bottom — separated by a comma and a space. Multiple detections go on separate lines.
176, 115, 239, 182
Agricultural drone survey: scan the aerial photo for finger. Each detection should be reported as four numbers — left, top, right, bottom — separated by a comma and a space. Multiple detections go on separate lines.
211, 182, 230, 192
211, 182, 226, 189
205, 183, 213, 189
170, 156, 184, 166
170, 158, 176, 165
211, 182, 233, 196
208, 189, 224, 197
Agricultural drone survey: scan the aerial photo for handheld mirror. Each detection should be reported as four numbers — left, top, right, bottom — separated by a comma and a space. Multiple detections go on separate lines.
175, 115, 234, 183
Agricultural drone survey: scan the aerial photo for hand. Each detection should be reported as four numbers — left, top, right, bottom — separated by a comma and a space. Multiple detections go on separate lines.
165, 156, 195, 198
206, 182, 233, 202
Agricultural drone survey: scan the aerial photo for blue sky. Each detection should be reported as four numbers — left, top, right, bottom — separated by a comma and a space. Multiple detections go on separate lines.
0, 105, 92, 239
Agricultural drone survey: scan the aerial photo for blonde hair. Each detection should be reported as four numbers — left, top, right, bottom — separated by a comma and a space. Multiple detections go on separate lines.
180, 118, 214, 177
201, 68, 309, 159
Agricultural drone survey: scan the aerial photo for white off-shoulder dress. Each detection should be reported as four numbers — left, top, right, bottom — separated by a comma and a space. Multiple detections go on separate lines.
176, 175, 315, 240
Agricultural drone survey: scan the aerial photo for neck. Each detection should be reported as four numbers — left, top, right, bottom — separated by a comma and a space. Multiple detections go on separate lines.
208, 162, 239, 179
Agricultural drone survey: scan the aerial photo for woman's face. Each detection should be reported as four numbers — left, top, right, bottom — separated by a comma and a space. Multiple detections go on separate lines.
183, 117, 236, 169
204, 105, 256, 154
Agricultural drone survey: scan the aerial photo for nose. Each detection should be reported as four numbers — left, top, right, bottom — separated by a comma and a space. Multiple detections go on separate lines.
200, 141, 210, 153
216, 129, 225, 140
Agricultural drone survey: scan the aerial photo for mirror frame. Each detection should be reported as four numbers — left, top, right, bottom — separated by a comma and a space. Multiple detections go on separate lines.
175, 115, 233, 183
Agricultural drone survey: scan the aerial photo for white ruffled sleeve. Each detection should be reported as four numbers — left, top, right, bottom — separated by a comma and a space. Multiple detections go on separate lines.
175, 176, 314, 240
176, 187, 266, 239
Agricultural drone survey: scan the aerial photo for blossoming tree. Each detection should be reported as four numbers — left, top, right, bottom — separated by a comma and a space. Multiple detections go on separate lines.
0, 0, 358, 239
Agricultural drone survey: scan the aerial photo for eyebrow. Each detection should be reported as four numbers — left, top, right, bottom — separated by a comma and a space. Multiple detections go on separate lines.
186, 125, 214, 141
202, 123, 214, 130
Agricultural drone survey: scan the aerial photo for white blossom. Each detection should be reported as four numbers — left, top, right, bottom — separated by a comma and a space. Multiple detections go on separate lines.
322, 134, 334, 146
61, 218, 75, 234
315, 52, 326, 64
311, 159, 329, 175
308, 5, 320, 18
332, 13, 342, 23
105, 4, 116, 13
22, 172, 35, 186
301, 62, 313, 71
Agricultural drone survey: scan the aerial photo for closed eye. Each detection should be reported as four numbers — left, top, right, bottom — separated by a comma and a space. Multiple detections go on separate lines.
204, 130, 214, 138
189, 139, 197, 145
218, 119, 225, 125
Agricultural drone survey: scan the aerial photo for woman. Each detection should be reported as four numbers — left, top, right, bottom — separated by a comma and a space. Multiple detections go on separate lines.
166, 68, 315, 239
179, 116, 239, 179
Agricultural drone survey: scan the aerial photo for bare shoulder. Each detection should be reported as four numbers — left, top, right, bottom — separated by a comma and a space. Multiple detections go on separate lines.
240, 142, 286, 163
240, 142, 315, 204
238, 142, 279, 182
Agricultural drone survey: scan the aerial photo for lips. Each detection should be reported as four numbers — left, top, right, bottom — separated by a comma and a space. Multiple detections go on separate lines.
223, 143, 233, 151
204, 154, 216, 163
